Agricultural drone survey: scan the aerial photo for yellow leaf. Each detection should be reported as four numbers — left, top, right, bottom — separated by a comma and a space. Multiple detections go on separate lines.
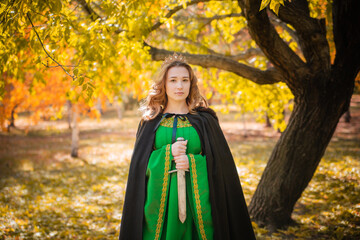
260, 0, 271, 11
270, 0, 281, 15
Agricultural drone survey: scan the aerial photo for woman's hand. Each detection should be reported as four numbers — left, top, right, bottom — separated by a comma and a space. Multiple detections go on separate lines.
171, 140, 188, 157
174, 154, 189, 170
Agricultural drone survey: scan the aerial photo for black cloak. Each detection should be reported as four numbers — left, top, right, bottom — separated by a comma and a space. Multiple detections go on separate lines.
119, 107, 256, 240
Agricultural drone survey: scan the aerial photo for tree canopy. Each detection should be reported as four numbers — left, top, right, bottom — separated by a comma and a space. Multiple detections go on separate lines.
1, 0, 298, 131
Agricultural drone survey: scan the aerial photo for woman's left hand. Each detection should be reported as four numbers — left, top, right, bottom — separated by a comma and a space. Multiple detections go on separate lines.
173, 154, 189, 170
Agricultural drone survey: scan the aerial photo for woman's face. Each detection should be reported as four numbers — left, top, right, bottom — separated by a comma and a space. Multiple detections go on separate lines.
165, 66, 191, 104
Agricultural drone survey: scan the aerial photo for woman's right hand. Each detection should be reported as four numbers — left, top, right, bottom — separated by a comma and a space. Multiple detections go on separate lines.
171, 140, 188, 157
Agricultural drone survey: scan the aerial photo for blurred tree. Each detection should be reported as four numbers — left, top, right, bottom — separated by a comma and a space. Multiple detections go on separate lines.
1, 0, 359, 231
0, 0, 149, 155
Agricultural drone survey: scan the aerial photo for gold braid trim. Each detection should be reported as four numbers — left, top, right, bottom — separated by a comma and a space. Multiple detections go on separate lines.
189, 153, 207, 240
160, 116, 192, 128
154, 144, 171, 240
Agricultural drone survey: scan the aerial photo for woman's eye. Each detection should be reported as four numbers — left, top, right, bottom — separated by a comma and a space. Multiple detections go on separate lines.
183, 79, 189, 82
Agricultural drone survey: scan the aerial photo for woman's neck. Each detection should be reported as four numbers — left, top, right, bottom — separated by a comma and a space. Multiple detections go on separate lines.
164, 101, 189, 114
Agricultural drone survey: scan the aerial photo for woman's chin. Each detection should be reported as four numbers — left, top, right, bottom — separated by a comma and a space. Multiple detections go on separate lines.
169, 96, 187, 102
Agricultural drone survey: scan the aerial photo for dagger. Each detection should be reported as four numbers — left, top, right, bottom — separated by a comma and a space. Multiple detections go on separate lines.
168, 137, 188, 223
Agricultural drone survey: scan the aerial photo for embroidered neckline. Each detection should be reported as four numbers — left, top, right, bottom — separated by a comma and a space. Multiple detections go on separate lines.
160, 115, 192, 128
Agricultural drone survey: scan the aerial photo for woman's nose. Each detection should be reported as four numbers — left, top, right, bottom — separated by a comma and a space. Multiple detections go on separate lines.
176, 81, 183, 89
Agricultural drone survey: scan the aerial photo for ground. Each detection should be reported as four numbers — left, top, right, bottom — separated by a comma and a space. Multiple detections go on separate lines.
0, 95, 359, 239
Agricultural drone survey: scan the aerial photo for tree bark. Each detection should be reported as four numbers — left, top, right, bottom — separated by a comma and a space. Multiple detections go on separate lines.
249, 74, 351, 230
248, 0, 360, 230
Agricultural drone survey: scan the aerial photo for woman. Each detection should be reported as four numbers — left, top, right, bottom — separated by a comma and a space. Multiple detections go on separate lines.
119, 53, 256, 240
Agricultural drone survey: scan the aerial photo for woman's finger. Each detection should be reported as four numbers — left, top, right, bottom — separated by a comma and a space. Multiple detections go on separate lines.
176, 163, 189, 169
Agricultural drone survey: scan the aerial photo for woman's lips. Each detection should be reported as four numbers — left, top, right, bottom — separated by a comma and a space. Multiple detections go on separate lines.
175, 92, 184, 95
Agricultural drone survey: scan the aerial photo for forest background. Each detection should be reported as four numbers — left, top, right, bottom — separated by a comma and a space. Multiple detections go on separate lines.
1, 0, 359, 239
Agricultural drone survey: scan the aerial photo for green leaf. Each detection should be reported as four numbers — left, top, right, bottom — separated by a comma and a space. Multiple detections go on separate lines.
82, 82, 88, 91
78, 76, 84, 86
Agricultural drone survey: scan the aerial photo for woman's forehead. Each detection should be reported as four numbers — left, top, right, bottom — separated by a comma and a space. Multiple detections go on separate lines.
167, 66, 190, 78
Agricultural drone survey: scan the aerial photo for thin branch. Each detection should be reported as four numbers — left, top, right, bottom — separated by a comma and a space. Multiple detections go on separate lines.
197, 13, 243, 22
41, 63, 78, 68
230, 48, 264, 61
173, 13, 243, 23
27, 13, 75, 80
149, 0, 212, 33
24, 24, 48, 29
76, 0, 127, 33
0, 0, 16, 25
29, 9, 48, 17
69, 4, 80, 15
146, 43, 283, 85
158, 29, 218, 55
158, 28, 263, 61
76, 0, 101, 21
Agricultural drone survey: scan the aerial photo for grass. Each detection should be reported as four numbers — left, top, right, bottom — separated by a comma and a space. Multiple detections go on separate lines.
0, 104, 359, 239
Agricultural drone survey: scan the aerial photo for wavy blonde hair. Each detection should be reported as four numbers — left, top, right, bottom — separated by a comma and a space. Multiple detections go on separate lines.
139, 61, 208, 120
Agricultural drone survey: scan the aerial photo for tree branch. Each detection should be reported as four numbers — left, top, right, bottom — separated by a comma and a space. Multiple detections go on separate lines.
276, 0, 330, 72
173, 13, 243, 23
76, 0, 101, 21
159, 28, 263, 60
158, 29, 218, 55
332, 0, 360, 80
237, 0, 306, 91
27, 13, 75, 80
146, 43, 283, 85
268, 11, 299, 46
149, 0, 212, 33
230, 48, 264, 61
76, 0, 127, 33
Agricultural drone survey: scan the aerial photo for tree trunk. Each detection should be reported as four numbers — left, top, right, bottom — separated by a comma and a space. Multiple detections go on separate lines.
115, 101, 124, 119
96, 98, 103, 115
67, 100, 72, 129
249, 70, 354, 230
242, 112, 248, 138
71, 103, 79, 158
7, 104, 19, 132
265, 112, 272, 128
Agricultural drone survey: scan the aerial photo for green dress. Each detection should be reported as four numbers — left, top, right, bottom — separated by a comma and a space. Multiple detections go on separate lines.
143, 115, 214, 240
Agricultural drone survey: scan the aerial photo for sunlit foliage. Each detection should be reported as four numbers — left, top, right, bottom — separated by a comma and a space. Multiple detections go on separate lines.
1, 0, 299, 132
